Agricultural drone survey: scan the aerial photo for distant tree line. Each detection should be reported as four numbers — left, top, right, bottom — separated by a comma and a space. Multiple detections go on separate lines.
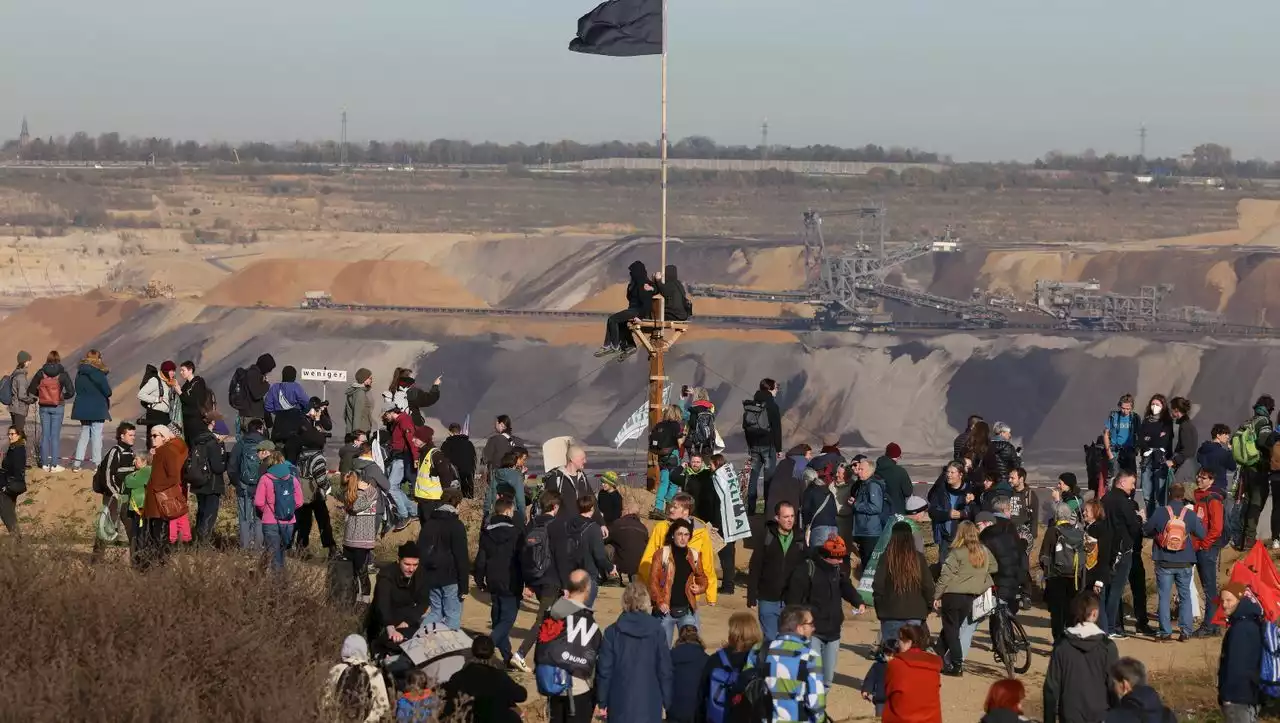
1036, 142, 1280, 179
2, 132, 941, 166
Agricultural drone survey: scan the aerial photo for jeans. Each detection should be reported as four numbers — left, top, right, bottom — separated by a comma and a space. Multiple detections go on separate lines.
236, 488, 263, 550
425, 584, 462, 630
73, 421, 104, 468
808, 525, 839, 548
491, 594, 520, 662
1156, 565, 1195, 635
38, 406, 62, 467
263, 522, 294, 571
809, 636, 840, 686
747, 446, 777, 515
959, 617, 978, 659
1140, 464, 1169, 518
654, 452, 681, 512
880, 619, 923, 646
1197, 548, 1221, 626
389, 459, 417, 519
194, 493, 220, 544
1222, 703, 1260, 723
1104, 551, 1133, 635
660, 609, 700, 645
757, 599, 783, 643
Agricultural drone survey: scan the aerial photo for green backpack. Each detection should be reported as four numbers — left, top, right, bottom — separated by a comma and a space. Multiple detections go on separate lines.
1232, 422, 1260, 466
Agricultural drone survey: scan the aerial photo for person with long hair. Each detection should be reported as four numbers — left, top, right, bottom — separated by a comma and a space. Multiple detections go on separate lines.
982, 678, 1030, 723
933, 521, 996, 676
70, 348, 112, 470
1137, 393, 1175, 517
961, 420, 991, 487
26, 350, 74, 472
883, 623, 942, 723
872, 522, 935, 645
342, 469, 379, 604
0, 426, 27, 535
693, 612, 764, 723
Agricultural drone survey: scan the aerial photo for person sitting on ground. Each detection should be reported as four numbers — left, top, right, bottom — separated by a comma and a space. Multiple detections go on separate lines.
395, 669, 437, 723
606, 496, 649, 584
1042, 591, 1117, 723
1218, 581, 1264, 722
1103, 658, 1176, 723
595, 259, 655, 361
982, 678, 1033, 723
597, 582, 675, 723
326, 634, 391, 723
370, 541, 430, 653
439, 635, 527, 723
883, 623, 942, 723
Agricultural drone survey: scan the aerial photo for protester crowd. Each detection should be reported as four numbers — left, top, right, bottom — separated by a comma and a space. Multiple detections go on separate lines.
4, 337, 1280, 723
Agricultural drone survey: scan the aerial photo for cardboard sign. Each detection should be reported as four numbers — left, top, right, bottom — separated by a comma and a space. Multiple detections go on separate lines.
612, 385, 671, 448
713, 463, 752, 544
300, 368, 347, 383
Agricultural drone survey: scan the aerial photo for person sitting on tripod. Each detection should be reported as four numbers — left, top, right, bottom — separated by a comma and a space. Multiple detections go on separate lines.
595, 260, 655, 362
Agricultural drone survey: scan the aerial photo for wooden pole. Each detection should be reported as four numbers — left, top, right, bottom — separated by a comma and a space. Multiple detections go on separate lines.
647, 0, 669, 492
658, 0, 668, 323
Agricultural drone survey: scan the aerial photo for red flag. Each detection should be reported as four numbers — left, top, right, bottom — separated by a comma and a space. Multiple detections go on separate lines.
1213, 541, 1280, 626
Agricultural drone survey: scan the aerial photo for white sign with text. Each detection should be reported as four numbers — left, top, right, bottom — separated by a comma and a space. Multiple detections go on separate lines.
300, 368, 348, 383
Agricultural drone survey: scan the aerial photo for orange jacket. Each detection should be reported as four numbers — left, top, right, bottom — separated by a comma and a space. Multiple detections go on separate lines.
884, 649, 943, 723
647, 545, 708, 613
1193, 487, 1224, 551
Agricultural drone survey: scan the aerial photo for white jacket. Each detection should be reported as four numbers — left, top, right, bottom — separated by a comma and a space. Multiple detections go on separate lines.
136, 376, 173, 415
325, 660, 390, 723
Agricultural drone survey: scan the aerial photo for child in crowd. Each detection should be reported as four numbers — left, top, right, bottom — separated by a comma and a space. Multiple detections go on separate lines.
395, 669, 437, 723
861, 637, 899, 716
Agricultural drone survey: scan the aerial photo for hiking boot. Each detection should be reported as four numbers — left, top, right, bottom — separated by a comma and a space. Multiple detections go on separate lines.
1136, 624, 1157, 637
1193, 624, 1221, 638
616, 347, 639, 363
593, 345, 619, 358
941, 664, 963, 678
1176, 631, 1191, 642
509, 652, 531, 673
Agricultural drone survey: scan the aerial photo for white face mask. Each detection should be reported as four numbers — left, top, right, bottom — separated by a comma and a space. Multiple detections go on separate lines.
1151, 404, 1163, 415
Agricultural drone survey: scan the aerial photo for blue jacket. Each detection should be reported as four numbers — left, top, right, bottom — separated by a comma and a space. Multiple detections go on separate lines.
852, 475, 888, 538
596, 611, 673, 723
71, 362, 112, 422
668, 641, 709, 723
800, 482, 839, 536
265, 381, 309, 413
1219, 596, 1265, 706
1142, 499, 1205, 565
928, 475, 979, 547
1196, 440, 1237, 495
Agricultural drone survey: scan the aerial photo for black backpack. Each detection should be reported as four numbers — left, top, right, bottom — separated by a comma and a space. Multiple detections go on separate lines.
521, 520, 553, 582
742, 400, 770, 437
728, 645, 807, 723
227, 367, 250, 413
687, 408, 716, 453
182, 441, 214, 489
1051, 525, 1085, 580
91, 448, 117, 495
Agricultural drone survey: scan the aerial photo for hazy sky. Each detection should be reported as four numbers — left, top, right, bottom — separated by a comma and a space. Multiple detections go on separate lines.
2, 0, 1277, 161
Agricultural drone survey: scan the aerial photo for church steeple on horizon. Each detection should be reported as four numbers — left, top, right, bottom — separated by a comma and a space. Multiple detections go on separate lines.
18, 117, 30, 147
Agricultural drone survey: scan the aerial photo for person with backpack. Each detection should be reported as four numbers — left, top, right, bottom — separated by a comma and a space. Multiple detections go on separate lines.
176, 361, 211, 445
1104, 658, 1177, 723
648, 519, 710, 643
3, 351, 35, 443
1101, 472, 1147, 638
743, 605, 827, 723
139, 425, 187, 569
417, 487, 469, 630
475, 497, 525, 670
883, 623, 942, 723
1217, 581, 1264, 722
667, 626, 708, 723
1103, 394, 1141, 480
684, 389, 718, 460
226, 353, 274, 435
875, 443, 913, 516
438, 635, 528, 723
535, 569, 603, 723
596, 582, 674, 723
325, 634, 390, 722
786, 535, 863, 685
552, 494, 615, 606
852, 456, 890, 564
1042, 591, 1118, 723
395, 669, 438, 723
1142, 481, 1206, 641
1236, 395, 1275, 549
650, 405, 686, 516
691, 612, 763, 723
26, 350, 74, 472
514, 490, 564, 669
744, 378, 783, 516
90, 422, 138, 561
1191, 468, 1227, 638
544, 446, 595, 521
1039, 503, 1087, 643
593, 259, 655, 362
0, 426, 28, 537
933, 521, 996, 676
1197, 423, 1237, 497
253, 447, 303, 572
228, 418, 268, 550
802, 462, 842, 548
747, 500, 807, 642
187, 414, 228, 545
137, 361, 178, 450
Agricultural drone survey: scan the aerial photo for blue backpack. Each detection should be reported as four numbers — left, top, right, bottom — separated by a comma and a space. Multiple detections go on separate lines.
268, 473, 297, 521
535, 664, 571, 697
238, 443, 261, 490
1261, 619, 1280, 699
706, 649, 745, 723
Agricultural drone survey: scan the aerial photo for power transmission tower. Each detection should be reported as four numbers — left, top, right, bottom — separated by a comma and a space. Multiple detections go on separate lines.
1138, 123, 1147, 159
760, 118, 769, 161
339, 110, 349, 167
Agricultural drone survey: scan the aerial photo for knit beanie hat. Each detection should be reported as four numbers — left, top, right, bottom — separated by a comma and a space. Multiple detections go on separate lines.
1221, 581, 1248, 599
355, 368, 372, 384
16, 351, 30, 366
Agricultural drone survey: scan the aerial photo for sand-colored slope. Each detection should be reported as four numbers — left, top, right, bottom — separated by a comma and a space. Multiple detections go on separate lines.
202, 259, 488, 309
0, 296, 144, 367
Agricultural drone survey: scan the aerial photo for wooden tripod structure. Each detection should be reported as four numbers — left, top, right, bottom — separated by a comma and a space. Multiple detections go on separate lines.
629, 296, 687, 491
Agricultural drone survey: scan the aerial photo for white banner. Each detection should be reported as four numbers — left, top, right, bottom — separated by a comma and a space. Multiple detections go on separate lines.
300, 368, 347, 383
713, 463, 752, 543
612, 385, 671, 448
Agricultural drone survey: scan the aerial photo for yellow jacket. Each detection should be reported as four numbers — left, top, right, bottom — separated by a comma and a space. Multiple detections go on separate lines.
638, 517, 719, 604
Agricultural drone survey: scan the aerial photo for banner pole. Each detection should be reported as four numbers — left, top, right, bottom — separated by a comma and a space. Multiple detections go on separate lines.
659, 0, 668, 324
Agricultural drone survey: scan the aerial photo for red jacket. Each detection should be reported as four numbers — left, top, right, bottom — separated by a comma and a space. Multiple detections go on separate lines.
388, 411, 419, 463
884, 649, 943, 723
1193, 487, 1224, 551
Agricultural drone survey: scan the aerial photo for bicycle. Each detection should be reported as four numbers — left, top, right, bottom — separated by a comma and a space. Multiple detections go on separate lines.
990, 597, 1032, 679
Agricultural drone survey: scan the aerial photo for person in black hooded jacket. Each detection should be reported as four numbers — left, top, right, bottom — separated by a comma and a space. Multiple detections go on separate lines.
784, 535, 862, 686
1103, 658, 1176, 723
596, 260, 655, 359
979, 502, 1029, 636
239, 353, 275, 429
474, 498, 524, 667
1042, 591, 1118, 723
654, 264, 693, 322
1218, 581, 1264, 718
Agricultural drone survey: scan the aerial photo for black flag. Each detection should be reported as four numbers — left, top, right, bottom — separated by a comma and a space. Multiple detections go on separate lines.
569, 0, 662, 57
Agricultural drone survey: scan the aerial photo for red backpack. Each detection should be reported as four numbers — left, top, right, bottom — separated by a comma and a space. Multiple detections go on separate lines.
1158, 505, 1189, 551
37, 375, 62, 406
